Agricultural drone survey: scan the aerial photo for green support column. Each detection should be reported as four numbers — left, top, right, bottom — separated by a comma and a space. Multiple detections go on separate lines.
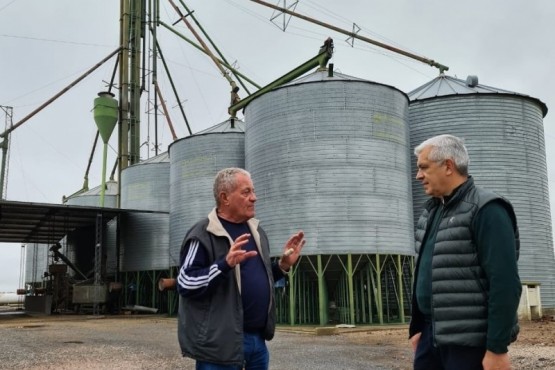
410, 257, 415, 292
305, 275, 309, 323
359, 272, 366, 323
366, 267, 373, 323
288, 267, 296, 325
376, 254, 383, 324
300, 273, 305, 323
129, 0, 142, 164
123, 271, 128, 306
397, 255, 405, 323
169, 266, 177, 316
347, 254, 355, 325
339, 276, 345, 323
151, 270, 158, 308
317, 255, 327, 325
136, 271, 141, 306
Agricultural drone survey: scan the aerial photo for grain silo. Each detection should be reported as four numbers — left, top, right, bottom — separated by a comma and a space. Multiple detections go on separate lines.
24, 243, 49, 287
63, 181, 119, 279
244, 70, 414, 325
168, 119, 245, 267
120, 152, 170, 271
408, 74, 555, 315
119, 152, 170, 310
104, 219, 117, 277
64, 180, 118, 208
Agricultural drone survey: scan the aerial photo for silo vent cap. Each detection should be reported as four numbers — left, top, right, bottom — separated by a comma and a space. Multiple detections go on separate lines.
466, 75, 479, 87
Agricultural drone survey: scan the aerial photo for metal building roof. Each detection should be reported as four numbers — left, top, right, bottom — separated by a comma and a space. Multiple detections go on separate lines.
0, 200, 167, 244
408, 74, 548, 117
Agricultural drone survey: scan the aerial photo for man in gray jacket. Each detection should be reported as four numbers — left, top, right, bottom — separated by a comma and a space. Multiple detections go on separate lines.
409, 134, 521, 370
177, 167, 305, 370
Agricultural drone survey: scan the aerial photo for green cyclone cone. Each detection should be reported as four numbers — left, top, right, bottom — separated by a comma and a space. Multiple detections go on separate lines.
93, 92, 118, 143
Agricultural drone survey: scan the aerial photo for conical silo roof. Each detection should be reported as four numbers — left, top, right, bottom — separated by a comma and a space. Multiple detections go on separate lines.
408, 74, 547, 116
283, 70, 367, 85
282, 69, 404, 94
139, 151, 169, 164
64, 180, 119, 207
80, 180, 119, 196
194, 118, 245, 135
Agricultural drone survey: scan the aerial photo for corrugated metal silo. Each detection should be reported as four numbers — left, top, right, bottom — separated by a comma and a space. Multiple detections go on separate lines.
24, 243, 49, 285
120, 152, 170, 271
168, 119, 245, 267
408, 74, 555, 308
242, 70, 414, 326
245, 71, 414, 256
64, 180, 118, 208
63, 181, 119, 277
105, 219, 117, 275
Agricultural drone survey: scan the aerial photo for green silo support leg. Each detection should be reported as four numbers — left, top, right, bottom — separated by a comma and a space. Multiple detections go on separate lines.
136, 271, 141, 306
366, 266, 373, 324
397, 255, 405, 323
100, 144, 108, 207
317, 255, 327, 325
348, 254, 355, 325
168, 267, 176, 315
288, 266, 296, 325
151, 271, 155, 308
376, 254, 383, 324
339, 259, 344, 321
359, 272, 366, 323
300, 273, 305, 323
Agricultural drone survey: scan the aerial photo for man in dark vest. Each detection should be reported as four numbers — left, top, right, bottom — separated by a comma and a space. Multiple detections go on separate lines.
177, 167, 305, 370
409, 134, 522, 370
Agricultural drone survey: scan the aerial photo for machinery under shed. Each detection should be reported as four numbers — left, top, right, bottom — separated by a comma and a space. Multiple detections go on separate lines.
0, 200, 165, 314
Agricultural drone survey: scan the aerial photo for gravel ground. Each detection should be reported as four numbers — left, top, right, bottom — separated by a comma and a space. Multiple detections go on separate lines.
0, 310, 554, 369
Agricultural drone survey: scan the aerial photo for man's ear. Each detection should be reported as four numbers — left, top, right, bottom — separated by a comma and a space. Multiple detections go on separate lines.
444, 158, 455, 175
220, 192, 229, 206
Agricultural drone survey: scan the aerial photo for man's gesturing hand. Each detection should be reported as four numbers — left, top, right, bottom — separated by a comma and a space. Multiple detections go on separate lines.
226, 233, 258, 268
279, 230, 306, 271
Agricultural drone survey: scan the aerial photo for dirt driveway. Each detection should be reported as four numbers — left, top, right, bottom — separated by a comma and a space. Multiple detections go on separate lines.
0, 311, 553, 369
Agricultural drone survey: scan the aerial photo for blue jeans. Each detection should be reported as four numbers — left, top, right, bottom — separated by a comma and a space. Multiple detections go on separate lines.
414, 321, 486, 370
196, 332, 269, 370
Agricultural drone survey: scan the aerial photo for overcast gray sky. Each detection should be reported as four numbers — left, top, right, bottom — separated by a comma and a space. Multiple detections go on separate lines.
1, 0, 554, 291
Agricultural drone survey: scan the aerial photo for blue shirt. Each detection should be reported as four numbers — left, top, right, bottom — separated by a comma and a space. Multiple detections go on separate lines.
219, 217, 270, 332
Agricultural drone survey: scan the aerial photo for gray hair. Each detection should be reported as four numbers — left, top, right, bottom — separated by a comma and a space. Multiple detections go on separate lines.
414, 134, 469, 176
213, 168, 251, 206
